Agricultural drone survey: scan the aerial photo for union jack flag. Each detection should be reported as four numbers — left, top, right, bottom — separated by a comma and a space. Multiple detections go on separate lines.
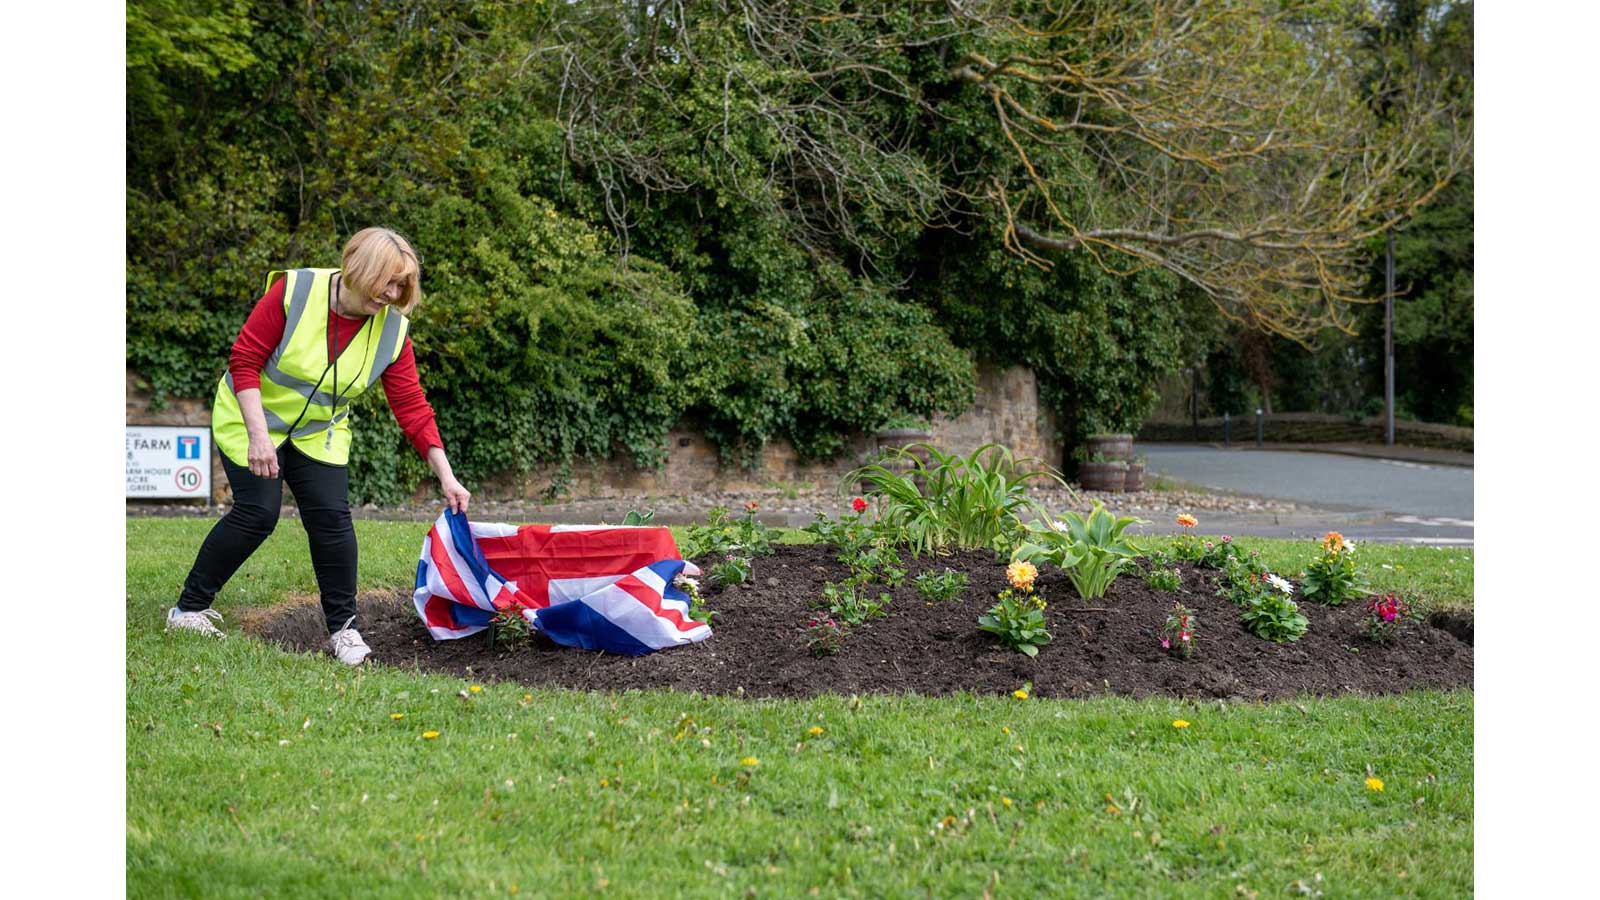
413, 510, 710, 655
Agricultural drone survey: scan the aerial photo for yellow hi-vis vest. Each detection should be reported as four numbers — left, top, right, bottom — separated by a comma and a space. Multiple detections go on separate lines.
212, 268, 409, 467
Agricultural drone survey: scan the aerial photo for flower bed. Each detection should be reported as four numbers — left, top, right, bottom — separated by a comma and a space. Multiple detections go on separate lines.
250, 543, 1472, 701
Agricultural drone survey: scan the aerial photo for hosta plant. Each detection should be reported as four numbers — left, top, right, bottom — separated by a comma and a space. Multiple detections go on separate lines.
1012, 502, 1144, 600
1301, 531, 1364, 605
977, 588, 1052, 657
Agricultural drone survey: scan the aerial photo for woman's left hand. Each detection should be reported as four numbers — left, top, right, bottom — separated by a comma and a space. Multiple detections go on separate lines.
440, 475, 471, 514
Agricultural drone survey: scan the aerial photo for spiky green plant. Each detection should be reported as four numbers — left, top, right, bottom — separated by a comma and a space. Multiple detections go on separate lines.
845, 443, 1068, 556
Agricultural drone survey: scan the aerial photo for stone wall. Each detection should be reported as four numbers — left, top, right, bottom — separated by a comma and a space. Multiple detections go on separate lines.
126, 363, 1064, 504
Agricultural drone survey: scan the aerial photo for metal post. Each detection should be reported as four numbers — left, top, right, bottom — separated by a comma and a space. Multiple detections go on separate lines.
1385, 224, 1396, 446
1255, 408, 1264, 448
1189, 367, 1200, 441
1223, 412, 1230, 447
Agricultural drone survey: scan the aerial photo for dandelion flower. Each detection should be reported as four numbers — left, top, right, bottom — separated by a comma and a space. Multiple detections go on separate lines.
1172, 719, 1191, 729
468, 685, 482, 694
1365, 777, 1384, 792
1176, 514, 1198, 529
1013, 689, 1030, 700
422, 731, 440, 740
1266, 573, 1294, 595
390, 713, 405, 720
1006, 560, 1038, 591
740, 757, 760, 767
1001, 797, 1013, 807
807, 726, 825, 737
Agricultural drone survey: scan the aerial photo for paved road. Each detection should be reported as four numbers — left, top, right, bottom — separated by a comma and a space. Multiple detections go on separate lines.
1136, 444, 1474, 545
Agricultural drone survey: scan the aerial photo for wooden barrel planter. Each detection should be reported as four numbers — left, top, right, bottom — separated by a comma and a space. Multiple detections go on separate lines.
1078, 460, 1127, 492
1123, 460, 1146, 492
868, 428, 934, 492
1084, 433, 1133, 462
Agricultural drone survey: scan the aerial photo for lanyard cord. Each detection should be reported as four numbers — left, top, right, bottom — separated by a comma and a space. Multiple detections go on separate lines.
323, 274, 374, 450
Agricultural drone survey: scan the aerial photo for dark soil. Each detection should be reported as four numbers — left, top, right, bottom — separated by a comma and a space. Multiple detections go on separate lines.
249, 544, 1473, 701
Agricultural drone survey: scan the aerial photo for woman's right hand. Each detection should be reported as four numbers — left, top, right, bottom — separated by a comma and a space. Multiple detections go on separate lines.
247, 432, 280, 479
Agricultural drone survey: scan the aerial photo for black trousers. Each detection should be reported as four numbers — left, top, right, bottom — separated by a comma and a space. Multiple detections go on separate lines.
178, 442, 358, 634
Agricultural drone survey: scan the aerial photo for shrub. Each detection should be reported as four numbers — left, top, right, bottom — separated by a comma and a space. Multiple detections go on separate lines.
1235, 575, 1310, 643
977, 587, 1052, 657
1301, 531, 1364, 605
847, 443, 1065, 556
914, 569, 969, 602
1012, 502, 1144, 600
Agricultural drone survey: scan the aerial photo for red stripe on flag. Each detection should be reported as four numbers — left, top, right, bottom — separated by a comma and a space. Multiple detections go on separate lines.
423, 594, 464, 631
427, 526, 479, 610
613, 574, 703, 633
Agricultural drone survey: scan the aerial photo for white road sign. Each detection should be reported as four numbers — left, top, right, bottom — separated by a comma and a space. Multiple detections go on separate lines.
127, 426, 211, 499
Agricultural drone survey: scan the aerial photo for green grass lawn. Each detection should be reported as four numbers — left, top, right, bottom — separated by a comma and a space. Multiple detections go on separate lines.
127, 518, 1472, 897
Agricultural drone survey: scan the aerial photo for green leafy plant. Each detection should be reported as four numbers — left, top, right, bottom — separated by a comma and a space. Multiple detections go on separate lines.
682, 506, 777, 560
914, 569, 969, 603
1144, 566, 1183, 592
1012, 502, 1145, 600
802, 497, 879, 556
846, 443, 1067, 556
621, 509, 655, 526
803, 616, 847, 657
977, 587, 1052, 657
1233, 574, 1309, 643
845, 544, 906, 588
1159, 601, 1197, 658
1301, 531, 1364, 605
707, 556, 752, 589
821, 578, 890, 627
1198, 535, 1247, 569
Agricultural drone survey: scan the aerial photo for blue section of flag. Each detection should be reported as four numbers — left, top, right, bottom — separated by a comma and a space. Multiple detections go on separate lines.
533, 601, 654, 656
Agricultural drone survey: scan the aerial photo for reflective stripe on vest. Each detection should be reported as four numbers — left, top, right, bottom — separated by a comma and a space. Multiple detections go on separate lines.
211, 268, 409, 467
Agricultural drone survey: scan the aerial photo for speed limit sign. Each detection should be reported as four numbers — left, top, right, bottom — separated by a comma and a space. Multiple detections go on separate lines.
127, 426, 211, 499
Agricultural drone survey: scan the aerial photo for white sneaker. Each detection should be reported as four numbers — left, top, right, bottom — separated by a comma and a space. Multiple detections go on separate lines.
166, 607, 226, 638
329, 617, 371, 666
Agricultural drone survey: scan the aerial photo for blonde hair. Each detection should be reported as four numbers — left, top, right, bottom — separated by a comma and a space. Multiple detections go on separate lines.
341, 227, 422, 314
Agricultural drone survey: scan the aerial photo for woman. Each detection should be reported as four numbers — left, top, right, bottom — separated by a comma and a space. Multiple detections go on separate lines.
167, 227, 471, 665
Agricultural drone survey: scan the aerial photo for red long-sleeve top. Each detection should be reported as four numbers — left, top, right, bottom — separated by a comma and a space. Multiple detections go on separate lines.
228, 276, 444, 459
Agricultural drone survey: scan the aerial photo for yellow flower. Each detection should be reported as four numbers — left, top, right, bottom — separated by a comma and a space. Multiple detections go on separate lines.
390, 713, 405, 720
468, 685, 482, 694
1013, 689, 1029, 700
422, 731, 440, 740
1176, 513, 1198, 529
1006, 560, 1038, 591
1365, 777, 1384, 792
1001, 797, 1013, 807
740, 757, 760, 767
807, 726, 825, 737
1002, 727, 1010, 735
1172, 719, 1191, 729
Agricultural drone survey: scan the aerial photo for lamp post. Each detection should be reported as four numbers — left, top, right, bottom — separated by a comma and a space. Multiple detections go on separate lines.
1384, 223, 1396, 446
